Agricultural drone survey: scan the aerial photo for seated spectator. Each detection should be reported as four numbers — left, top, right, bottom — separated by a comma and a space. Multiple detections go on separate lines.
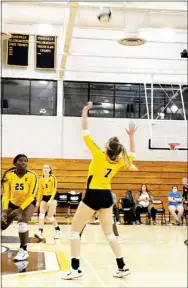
134, 184, 156, 225
168, 185, 184, 225
121, 190, 135, 224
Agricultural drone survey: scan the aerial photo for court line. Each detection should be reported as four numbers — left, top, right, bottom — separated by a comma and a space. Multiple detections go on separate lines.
56, 251, 70, 271
81, 252, 106, 287
45, 251, 59, 271
2, 268, 59, 278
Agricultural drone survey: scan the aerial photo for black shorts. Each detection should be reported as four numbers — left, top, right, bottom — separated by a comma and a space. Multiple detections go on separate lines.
83, 189, 113, 211
42, 194, 58, 202
8, 199, 36, 209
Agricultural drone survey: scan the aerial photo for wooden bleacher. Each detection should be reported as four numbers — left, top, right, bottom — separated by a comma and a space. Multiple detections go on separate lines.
1, 158, 187, 211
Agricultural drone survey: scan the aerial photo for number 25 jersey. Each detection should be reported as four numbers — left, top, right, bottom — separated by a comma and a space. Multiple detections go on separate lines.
83, 132, 135, 190
2, 169, 38, 210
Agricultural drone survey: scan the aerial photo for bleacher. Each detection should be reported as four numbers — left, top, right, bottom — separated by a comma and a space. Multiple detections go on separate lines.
2, 158, 187, 212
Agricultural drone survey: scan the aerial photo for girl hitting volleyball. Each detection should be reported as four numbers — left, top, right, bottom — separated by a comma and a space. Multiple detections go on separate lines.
61, 102, 137, 280
34, 164, 61, 240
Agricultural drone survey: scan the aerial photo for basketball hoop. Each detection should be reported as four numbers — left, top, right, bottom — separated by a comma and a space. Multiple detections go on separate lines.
168, 142, 180, 150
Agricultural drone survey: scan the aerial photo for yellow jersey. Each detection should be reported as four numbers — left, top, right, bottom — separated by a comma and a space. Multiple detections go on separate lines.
2, 169, 38, 210
83, 132, 135, 190
37, 175, 57, 202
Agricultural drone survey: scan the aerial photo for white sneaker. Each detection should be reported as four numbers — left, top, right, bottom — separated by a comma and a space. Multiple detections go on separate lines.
94, 219, 100, 224
61, 268, 83, 280
54, 230, 61, 239
34, 231, 43, 240
14, 248, 29, 261
113, 265, 131, 278
116, 222, 121, 225
116, 236, 121, 243
14, 260, 29, 273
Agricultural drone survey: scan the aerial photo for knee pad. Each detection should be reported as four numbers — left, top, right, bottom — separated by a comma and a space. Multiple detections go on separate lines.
47, 216, 55, 222
39, 213, 45, 219
106, 233, 116, 242
18, 222, 28, 233
69, 231, 80, 240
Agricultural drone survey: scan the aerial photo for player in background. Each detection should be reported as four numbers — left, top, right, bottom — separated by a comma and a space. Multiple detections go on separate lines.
34, 164, 61, 240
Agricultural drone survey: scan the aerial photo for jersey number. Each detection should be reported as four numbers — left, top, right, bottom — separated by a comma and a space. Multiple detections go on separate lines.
45, 184, 48, 188
15, 183, 24, 190
104, 168, 112, 178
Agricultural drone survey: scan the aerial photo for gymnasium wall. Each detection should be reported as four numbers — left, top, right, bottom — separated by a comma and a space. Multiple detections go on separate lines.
2, 115, 187, 162
2, 23, 187, 162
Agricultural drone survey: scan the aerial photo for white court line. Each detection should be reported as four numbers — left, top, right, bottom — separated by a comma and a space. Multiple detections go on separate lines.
45, 251, 59, 271
81, 253, 106, 287
2, 269, 54, 278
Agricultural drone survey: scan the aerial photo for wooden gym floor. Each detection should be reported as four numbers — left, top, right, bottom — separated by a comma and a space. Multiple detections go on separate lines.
1, 220, 187, 288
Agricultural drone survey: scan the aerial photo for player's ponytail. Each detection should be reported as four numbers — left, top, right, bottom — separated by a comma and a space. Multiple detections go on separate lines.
106, 137, 137, 171
1, 167, 15, 184
121, 145, 137, 171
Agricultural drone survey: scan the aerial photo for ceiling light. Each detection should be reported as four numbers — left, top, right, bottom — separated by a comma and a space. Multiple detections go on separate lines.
40, 108, 47, 114
170, 105, 178, 113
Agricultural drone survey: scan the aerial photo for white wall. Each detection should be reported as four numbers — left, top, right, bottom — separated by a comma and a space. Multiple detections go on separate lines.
2, 115, 62, 158
2, 115, 187, 162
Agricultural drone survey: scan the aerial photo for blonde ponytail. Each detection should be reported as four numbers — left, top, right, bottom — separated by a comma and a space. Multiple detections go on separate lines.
121, 145, 137, 171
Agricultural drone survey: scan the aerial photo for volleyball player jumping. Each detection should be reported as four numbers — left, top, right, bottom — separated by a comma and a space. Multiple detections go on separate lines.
61, 103, 137, 280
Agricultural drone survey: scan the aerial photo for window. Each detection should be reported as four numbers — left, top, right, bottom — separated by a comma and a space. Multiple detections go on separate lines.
89, 83, 114, 118
63, 81, 188, 120
2, 79, 30, 115
2, 78, 57, 116
146, 84, 186, 120
31, 80, 57, 116
115, 84, 146, 119
64, 82, 88, 116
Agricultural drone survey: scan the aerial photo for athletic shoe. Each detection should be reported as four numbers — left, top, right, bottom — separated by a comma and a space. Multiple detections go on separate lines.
116, 236, 122, 243
116, 221, 121, 225
61, 268, 83, 280
113, 265, 131, 278
34, 231, 43, 240
14, 248, 29, 261
14, 260, 29, 273
94, 219, 100, 224
54, 230, 61, 239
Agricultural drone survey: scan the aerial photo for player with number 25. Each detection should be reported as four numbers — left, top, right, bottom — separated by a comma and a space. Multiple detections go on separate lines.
1, 154, 38, 261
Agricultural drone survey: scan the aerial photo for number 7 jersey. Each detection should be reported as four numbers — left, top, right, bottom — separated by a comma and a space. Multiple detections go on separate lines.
83, 132, 135, 190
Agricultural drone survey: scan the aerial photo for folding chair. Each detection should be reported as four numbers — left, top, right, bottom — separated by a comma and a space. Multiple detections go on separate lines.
56, 192, 68, 216
152, 199, 166, 225
67, 192, 82, 217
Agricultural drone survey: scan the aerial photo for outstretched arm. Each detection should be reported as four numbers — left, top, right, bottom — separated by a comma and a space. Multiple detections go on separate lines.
82, 102, 102, 157
82, 102, 93, 131
125, 122, 137, 154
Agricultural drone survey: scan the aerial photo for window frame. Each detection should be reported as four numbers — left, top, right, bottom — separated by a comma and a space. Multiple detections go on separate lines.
2, 77, 57, 116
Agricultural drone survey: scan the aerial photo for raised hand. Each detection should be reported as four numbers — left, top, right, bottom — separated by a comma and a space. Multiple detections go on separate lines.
125, 122, 137, 136
83, 102, 93, 111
